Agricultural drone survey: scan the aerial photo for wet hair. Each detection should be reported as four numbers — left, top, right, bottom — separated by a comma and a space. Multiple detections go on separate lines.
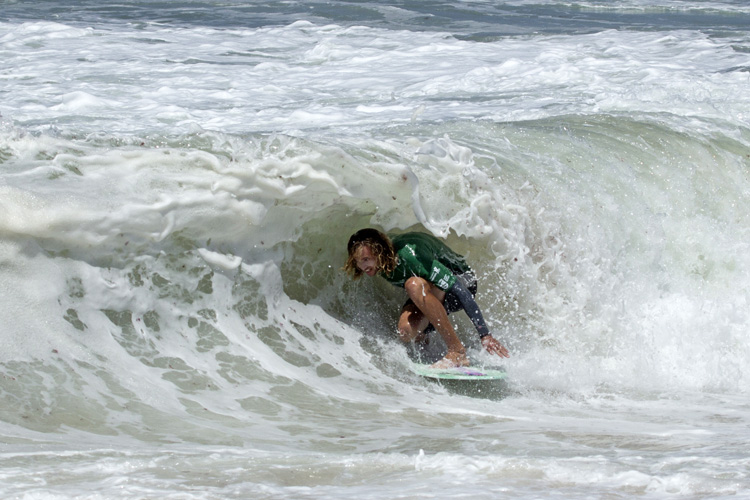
344, 228, 397, 279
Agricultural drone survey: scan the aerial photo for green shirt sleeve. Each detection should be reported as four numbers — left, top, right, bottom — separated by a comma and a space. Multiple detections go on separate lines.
384, 241, 459, 291
427, 259, 457, 291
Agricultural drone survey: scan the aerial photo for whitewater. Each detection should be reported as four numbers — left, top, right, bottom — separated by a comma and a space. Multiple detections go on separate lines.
2, 0, 750, 498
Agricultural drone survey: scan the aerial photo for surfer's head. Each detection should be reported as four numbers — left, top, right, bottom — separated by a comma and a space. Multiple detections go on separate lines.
344, 228, 396, 279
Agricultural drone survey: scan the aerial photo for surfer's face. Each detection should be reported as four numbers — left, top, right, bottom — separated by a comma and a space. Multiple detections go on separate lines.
355, 245, 378, 277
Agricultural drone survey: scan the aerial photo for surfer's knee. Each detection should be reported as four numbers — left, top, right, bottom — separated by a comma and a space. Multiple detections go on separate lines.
397, 308, 423, 343
403, 276, 429, 301
397, 325, 413, 343
397, 317, 417, 343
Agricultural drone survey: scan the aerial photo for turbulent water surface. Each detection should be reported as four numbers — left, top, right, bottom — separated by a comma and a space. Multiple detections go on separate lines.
2, 1, 750, 498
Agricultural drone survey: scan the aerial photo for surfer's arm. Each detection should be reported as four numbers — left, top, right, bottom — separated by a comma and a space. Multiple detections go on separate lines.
449, 277, 490, 336
449, 277, 510, 358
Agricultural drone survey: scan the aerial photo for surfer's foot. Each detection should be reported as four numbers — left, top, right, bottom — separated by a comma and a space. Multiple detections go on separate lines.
430, 351, 469, 369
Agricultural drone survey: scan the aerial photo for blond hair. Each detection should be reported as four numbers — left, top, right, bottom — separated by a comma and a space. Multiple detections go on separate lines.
344, 229, 397, 279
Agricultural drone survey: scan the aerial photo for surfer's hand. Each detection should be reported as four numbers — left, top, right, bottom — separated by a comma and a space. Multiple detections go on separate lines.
481, 335, 509, 358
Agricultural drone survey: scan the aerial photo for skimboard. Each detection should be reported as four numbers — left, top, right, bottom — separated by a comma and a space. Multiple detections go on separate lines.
411, 363, 506, 381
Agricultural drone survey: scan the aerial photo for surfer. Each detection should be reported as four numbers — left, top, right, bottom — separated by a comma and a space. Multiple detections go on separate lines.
344, 228, 509, 368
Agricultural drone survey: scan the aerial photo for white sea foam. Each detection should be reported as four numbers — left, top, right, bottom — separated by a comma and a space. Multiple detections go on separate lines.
2, 20, 748, 137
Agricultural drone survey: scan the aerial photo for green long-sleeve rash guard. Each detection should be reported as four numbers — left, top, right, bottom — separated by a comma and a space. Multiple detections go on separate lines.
381, 232, 472, 291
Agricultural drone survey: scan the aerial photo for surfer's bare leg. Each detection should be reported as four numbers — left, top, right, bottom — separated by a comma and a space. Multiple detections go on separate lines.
398, 277, 468, 367
397, 302, 430, 343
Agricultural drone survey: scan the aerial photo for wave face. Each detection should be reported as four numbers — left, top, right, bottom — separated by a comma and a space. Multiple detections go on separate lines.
2, 1, 750, 498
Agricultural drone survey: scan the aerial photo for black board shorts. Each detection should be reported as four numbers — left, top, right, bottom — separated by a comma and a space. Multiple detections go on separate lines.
403, 273, 477, 333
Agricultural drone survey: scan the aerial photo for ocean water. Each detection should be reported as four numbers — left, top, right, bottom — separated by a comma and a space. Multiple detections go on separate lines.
2, 0, 750, 498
